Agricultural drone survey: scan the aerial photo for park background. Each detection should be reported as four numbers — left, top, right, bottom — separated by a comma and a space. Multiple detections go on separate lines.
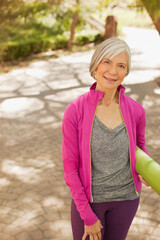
0, 0, 160, 240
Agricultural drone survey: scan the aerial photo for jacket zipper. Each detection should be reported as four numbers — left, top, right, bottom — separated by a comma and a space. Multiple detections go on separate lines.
119, 89, 139, 196
89, 105, 98, 203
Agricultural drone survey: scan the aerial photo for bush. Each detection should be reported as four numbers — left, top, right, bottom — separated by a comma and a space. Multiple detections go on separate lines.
2, 31, 103, 61
2, 34, 70, 61
51, 35, 69, 50
2, 40, 50, 61
75, 33, 103, 45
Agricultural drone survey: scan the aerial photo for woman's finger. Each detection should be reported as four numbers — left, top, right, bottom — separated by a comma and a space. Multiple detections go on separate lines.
82, 233, 88, 240
138, 175, 150, 187
89, 234, 94, 240
97, 231, 101, 240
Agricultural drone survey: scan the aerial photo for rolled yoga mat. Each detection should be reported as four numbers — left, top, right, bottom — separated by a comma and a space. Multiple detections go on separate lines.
136, 146, 160, 195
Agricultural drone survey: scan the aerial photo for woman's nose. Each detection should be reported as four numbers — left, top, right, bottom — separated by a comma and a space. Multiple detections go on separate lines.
109, 65, 117, 75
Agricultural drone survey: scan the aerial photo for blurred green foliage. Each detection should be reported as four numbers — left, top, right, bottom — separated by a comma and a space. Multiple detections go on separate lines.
1, 0, 157, 62
0, 0, 101, 62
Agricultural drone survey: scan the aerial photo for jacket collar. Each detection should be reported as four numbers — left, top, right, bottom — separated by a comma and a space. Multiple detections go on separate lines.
89, 82, 126, 104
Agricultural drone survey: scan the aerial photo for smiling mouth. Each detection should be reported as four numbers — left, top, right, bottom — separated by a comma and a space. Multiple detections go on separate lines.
103, 76, 117, 82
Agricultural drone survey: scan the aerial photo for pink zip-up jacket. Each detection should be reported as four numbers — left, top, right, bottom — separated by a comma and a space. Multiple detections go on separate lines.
62, 82, 148, 226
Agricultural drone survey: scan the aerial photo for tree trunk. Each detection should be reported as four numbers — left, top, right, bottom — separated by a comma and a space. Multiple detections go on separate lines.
155, 17, 160, 35
104, 15, 117, 39
141, 0, 160, 35
68, 11, 79, 50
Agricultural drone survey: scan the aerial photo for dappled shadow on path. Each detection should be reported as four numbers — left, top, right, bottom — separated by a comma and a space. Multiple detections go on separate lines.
0, 56, 93, 239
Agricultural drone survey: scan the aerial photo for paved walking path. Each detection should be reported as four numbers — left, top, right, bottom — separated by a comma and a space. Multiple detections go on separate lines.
0, 27, 160, 240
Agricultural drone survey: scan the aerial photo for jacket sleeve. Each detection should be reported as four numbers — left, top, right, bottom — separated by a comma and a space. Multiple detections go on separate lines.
136, 106, 148, 154
62, 103, 98, 226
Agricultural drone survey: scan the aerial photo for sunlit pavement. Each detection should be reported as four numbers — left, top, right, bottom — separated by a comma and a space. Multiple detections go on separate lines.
0, 26, 160, 240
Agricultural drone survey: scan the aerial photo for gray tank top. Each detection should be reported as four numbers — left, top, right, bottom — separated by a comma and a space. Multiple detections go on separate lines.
91, 115, 138, 203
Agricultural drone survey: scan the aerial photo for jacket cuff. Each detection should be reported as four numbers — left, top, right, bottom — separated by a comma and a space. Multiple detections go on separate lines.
83, 209, 98, 226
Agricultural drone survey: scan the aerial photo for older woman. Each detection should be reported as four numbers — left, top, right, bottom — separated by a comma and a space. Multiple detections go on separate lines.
62, 37, 149, 240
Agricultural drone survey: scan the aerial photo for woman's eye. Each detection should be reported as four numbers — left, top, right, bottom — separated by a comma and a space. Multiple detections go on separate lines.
104, 60, 110, 64
119, 65, 125, 69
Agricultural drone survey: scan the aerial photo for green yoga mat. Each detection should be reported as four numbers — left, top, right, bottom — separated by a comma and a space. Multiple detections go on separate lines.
135, 147, 160, 195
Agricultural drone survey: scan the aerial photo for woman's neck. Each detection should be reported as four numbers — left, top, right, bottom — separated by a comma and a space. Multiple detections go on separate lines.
96, 86, 119, 106
103, 92, 116, 106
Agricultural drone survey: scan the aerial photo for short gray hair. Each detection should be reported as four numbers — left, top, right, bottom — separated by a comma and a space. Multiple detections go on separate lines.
90, 37, 131, 78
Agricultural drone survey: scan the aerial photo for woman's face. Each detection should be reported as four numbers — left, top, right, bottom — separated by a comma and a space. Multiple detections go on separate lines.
95, 51, 128, 92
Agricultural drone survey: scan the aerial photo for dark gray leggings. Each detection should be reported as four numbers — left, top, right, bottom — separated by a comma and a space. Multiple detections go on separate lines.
71, 198, 139, 240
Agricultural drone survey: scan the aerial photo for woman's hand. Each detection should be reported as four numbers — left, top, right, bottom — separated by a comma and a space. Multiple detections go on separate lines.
82, 219, 103, 240
138, 175, 150, 187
